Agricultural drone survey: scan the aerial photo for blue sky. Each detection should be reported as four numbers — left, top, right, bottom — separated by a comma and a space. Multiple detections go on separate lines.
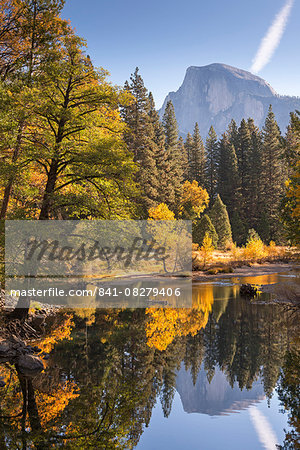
62, 0, 300, 108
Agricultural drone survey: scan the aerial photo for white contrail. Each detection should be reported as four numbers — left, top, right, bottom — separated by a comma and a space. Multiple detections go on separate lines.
249, 406, 279, 449
251, 0, 294, 73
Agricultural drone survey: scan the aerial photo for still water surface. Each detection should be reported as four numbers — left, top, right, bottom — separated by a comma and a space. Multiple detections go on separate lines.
0, 272, 299, 449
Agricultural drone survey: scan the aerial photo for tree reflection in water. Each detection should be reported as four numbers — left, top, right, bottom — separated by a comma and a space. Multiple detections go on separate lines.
0, 284, 299, 449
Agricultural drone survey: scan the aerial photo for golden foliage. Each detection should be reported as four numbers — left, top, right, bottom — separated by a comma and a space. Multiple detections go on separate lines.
179, 180, 209, 219
243, 236, 267, 261
230, 240, 286, 263
0, 364, 23, 418
36, 315, 74, 354
75, 308, 96, 326
0, 365, 79, 431
199, 232, 214, 268
145, 287, 213, 351
148, 203, 175, 220
192, 234, 215, 270
230, 242, 243, 262
265, 241, 278, 259
36, 381, 79, 427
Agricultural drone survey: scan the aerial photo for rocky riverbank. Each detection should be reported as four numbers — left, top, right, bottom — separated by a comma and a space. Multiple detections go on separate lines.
260, 281, 300, 308
192, 262, 299, 281
0, 337, 44, 380
0, 298, 62, 384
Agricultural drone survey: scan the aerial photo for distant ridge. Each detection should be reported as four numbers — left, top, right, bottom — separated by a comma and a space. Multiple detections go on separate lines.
159, 63, 300, 137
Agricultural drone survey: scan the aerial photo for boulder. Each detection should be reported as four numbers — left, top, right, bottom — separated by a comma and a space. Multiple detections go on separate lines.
240, 284, 258, 298
16, 354, 44, 373
31, 346, 42, 354
0, 340, 11, 354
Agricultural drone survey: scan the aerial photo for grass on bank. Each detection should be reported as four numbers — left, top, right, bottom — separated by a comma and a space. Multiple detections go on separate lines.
192, 234, 299, 272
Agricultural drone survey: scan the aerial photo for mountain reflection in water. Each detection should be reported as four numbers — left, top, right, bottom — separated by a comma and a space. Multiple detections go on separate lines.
176, 364, 265, 416
0, 277, 299, 449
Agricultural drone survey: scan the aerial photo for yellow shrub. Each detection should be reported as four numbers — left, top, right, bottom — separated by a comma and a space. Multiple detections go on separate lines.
230, 242, 243, 262
192, 243, 200, 252
265, 240, 278, 259
199, 232, 214, 268
243, 237, 267, 261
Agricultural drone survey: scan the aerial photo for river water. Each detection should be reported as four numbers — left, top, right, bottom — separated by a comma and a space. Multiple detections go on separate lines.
0, 272, 299, 449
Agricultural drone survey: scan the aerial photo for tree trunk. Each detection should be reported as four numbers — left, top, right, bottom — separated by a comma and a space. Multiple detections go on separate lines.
10, 159, 59, 318
17, 370, 48, 449
39, 159, 59, 220
8, 296, 31, 320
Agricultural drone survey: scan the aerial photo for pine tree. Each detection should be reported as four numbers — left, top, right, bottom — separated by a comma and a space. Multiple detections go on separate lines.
178, 136, 189, 180
148, 92, 164, 146
203, 318, 218, 383
247, 118, 264, 230
281, 111, 300, 244
231, 211, 247, 246
185, 132, 194, 180
205, 125, 218, 201
184, 334, 205, 386
260, 105, 284, 241
162, 100, 184, 210
284, 117, 300, 176
237, 119, 251, 224
122, 68, 159, 214
218, 132, 240, 216
188, 123, 206, 186
246, 228, 261, 242
193, 214, 218, 248
227, 119, 239, 150
122, 68, 152, 161
148, 92, 172, 204
223, 119, 247, 244
209, 195, 232, 249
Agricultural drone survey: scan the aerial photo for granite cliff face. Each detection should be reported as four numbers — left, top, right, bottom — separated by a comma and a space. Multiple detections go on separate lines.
176, 364, 264, 416
159, 63, 300, 137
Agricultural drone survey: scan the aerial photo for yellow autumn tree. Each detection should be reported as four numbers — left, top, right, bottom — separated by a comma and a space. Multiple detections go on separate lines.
145, 287, 213, 351
243, 230, 267, 261
179, 180, 209, 219
0, 0, 70, 219
36, 382, 79, 427
147, 203, 182, 272
0, 313, 78, 439
199, 232, 214, 268
148, 203, 175, 220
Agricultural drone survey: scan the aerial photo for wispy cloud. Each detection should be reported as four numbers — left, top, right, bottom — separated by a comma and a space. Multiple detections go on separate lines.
249, 406, 278, 450
251, 0, 294, 73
